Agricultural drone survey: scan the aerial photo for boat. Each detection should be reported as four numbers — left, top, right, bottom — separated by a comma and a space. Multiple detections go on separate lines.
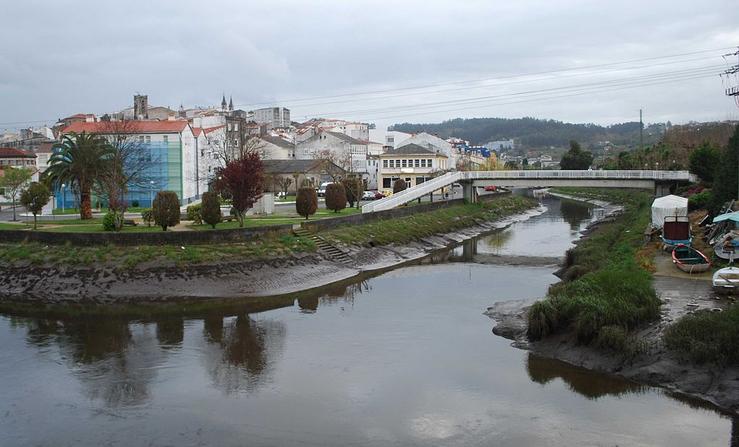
671, 244, 711, 273
712, 231, 739, 261
712, 267, 739, 294
661, 215, 692, 248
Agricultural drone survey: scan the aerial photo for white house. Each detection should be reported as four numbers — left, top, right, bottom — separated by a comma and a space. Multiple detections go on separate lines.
296, 130, 369, 180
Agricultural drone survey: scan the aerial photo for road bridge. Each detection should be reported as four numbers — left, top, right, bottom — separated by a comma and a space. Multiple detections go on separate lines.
362, 170, 695, 213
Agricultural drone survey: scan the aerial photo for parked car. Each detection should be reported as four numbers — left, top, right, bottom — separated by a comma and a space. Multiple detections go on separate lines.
362, 190, 376, 200
317, 182, 333, 197
484, 185, 497, 192
374, 191, 386, 200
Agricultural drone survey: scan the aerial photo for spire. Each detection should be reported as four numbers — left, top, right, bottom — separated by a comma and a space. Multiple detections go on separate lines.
228, 96, 233, 111
221, 94, 227, 111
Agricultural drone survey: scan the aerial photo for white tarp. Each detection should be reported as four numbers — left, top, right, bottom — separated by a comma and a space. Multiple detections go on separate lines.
651, 194, 688, 228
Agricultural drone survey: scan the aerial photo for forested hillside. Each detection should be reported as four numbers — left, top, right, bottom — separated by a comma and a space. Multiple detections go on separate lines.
389, 117, 665, 148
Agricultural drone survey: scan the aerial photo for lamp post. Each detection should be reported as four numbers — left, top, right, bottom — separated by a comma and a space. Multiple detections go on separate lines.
61, 183, 66, 213
149, 180, 155, 207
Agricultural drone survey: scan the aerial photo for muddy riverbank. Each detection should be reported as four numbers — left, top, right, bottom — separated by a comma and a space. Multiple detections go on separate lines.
0, 206, 547, 304
486, 191, 739, 415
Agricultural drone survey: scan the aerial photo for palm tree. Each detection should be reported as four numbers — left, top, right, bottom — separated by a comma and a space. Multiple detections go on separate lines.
45, 132, 114, 220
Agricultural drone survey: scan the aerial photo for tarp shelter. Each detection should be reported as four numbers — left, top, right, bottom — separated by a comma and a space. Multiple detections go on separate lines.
651, 195, 688, 228
713, 211, 739, 224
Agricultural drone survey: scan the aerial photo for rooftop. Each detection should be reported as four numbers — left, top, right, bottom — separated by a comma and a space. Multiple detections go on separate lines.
381, 143, 448, 157
61, 120, 190, 134
0, 147, 36, 158
260, 135, 295, 149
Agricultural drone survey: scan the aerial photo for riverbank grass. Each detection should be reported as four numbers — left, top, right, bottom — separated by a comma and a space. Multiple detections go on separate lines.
527, 188, 660, 351
664, 305, 739, 365
323, 195, 537, 246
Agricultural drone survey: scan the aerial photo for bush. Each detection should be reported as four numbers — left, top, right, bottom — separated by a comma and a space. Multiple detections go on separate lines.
152, 191, 181, 231
688, 190, 712, 211
296, 187, 318, 219
186, 203, 202, 224
131, 200, 140, 208
343, 177, 364, 208
102, 212, 116, 231
141, 208, 153, 227
393, 178, 407, 194
19, 182, 51, 230
665, 306, 739, 365
201, 191, 222, 229
325, 183, 347, 213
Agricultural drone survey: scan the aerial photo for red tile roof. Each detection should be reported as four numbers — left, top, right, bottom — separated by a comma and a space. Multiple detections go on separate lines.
192, 128, 203, 137
202, 125, 225, 135
0, 147, 36, 158
61, 120, 190, 135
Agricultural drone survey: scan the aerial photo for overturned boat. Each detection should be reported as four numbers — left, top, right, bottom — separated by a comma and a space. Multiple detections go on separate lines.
713, 267, 739, 294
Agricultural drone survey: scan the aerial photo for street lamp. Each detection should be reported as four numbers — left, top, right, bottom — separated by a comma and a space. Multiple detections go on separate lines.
61, 183, 66, 212
149, 180, 155, 206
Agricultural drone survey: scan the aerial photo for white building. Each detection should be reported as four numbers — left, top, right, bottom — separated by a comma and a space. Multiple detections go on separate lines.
253, 107, 291, 129
296, 130, 369, 180
258, 135, 295, 159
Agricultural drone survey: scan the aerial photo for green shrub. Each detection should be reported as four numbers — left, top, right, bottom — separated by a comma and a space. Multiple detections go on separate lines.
665, 306, 739, 365
688, 190, 712, 211
131, 200, 140, 208
186, 203, 202, 224
141, 208, 153, 227
201, 192, 222, 229
325, 183, 347, 213
102, 212, 116, 231
152, 191, 181, 231
296, 187, 318, 220
393, 178, 407, 194
595, 325, 628, 351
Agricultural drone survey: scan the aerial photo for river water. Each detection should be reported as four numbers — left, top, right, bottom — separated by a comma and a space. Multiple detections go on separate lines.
0, 196, 734, 446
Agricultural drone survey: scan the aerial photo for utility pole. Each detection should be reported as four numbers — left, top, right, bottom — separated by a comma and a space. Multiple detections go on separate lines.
721, 48, 739, 198
639, 109, 643, 153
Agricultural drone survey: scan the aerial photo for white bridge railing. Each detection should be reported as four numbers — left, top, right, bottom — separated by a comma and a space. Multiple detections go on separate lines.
362, 170, 693, 213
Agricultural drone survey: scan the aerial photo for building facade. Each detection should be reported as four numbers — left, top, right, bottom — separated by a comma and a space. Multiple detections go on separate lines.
60, 120, 197, 207
378, 143, 448, 191
253, 107, 291, 129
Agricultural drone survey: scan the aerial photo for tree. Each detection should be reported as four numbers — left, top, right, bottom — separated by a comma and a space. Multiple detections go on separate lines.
325, 183, 347, 213
0, 166, 32, 221
342, 176, 364, 209
711, 125, 739, 212
19, 182, 50, 229
214, 152, 264, 227
45, 132, 114, 219
560, 140, 593, 170
152, 191, 180, 231
688, 142, 720, 184
95, 121, 154, 231
296, 187, 318, 219
277, 176, 293, 198
393, 178, 407, 194
201, 191, 222, 229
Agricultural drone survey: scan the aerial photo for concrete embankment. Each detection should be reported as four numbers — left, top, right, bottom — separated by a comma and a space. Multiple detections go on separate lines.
0, 205, 547, 304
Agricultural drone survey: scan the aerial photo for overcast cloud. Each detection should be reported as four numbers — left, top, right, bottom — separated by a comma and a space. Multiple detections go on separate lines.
1, 0, 738, 131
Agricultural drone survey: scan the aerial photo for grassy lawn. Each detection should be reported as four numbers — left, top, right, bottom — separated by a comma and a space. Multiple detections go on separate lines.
0, 222, 31, 230
527, 188, 660, 353
188, 207, 362, 231
275, 195, 296, 202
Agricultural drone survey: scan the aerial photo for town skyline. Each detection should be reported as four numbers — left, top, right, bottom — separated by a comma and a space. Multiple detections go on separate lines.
2, 0, 739, 132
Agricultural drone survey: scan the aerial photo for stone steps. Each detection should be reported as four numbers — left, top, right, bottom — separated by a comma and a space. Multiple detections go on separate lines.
293, 228, 353, 265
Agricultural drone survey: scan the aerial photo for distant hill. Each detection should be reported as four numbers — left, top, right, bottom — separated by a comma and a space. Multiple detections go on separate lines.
389, 117, 665, 149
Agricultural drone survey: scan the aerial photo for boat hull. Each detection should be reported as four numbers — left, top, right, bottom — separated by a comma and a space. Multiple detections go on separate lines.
672, 244, 711, 274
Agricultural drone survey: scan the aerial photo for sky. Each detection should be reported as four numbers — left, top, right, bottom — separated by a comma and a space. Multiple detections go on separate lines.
1, 0, 739, 133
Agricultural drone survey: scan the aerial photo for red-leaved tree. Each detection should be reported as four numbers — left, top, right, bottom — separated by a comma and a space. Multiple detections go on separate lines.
214, 152, 264, 227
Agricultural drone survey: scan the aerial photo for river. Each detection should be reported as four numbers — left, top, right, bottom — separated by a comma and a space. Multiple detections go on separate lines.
0, 195, 734, 446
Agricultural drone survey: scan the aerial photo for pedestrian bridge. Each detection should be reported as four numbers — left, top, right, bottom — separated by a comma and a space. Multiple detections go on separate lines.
361, 170, 695, 213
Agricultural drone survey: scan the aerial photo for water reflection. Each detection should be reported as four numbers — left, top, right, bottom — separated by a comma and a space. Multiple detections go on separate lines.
526, 353, 645, 399
202, 314, 286, 394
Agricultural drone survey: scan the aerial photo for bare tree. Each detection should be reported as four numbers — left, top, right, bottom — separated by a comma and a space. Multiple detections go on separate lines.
277, 176, 293, 197
95, 121, 156, 231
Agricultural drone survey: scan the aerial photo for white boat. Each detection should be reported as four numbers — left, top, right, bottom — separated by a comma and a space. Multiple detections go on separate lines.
712, 267, 739, 294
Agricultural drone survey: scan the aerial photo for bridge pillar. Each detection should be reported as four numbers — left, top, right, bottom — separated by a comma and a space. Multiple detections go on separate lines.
654, 182, 671, 197
462, 182, 477, 204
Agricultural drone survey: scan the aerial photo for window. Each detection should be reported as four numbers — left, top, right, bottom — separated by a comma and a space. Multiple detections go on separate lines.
234, 123, 239, 131
414, 159, 420, 168
145, 136, 151, 143
139, 136, 145, 143
427, 159, 432, 167
163, 135, 168, 143
383, 160, 388, 168
417, 177, 426, 185
420, 159, 426, 168
227, 123, 232, 131
401, 159, 407, 168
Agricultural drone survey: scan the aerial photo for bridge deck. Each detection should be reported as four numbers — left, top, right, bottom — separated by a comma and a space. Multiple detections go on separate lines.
362, 170, 693, 213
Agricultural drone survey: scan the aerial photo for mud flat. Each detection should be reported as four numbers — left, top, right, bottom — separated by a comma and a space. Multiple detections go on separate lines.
487, 190, 739, 415
0, 206, 547, 304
